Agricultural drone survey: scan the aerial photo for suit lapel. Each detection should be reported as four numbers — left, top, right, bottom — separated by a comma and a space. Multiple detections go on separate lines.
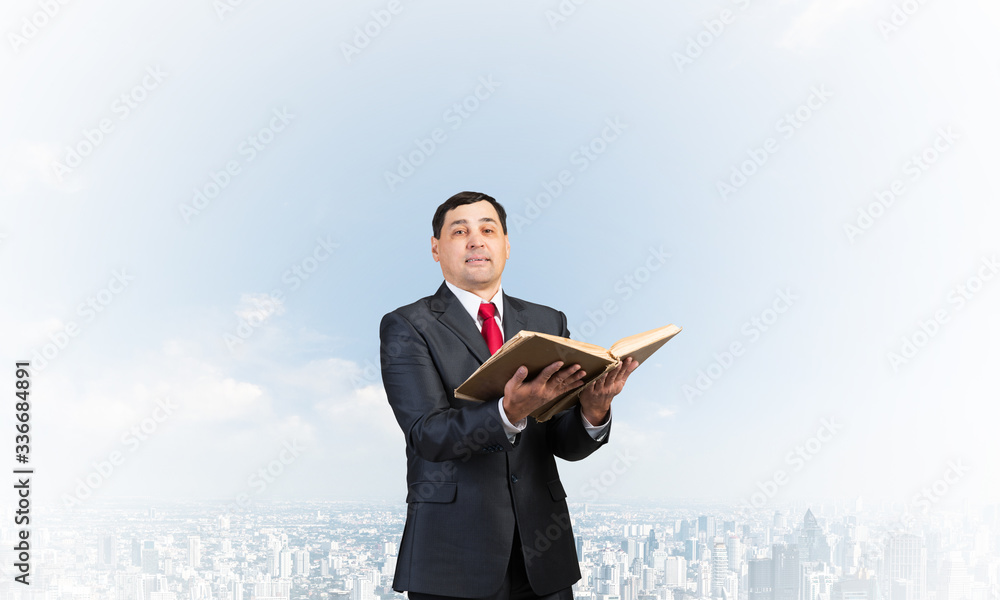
429, 282, 492, 364
502, 292, 526, 341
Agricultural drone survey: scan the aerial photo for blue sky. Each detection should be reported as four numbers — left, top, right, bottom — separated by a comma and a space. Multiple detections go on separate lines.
1, 0, 998, 512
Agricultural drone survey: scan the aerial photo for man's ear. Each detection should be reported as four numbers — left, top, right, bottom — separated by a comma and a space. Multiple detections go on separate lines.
505, 236, 510, 259
431, 235, 440, 262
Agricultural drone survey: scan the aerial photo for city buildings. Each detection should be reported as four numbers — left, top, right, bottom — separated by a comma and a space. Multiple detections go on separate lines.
1, 500, 996, 600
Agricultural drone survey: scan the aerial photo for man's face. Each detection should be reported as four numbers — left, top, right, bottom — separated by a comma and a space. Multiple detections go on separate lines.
431, 200, 510, 298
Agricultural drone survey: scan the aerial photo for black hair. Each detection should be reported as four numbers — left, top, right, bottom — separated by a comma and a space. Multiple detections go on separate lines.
432, 191, 508, 239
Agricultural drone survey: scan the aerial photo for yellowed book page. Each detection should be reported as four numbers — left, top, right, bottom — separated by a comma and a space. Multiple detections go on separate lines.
454, 332, 614, 403
608, 324, 682, 364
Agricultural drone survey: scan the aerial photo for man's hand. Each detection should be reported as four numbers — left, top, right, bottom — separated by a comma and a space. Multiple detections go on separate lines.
578, 357, 638, 426
502, 361, 587, 424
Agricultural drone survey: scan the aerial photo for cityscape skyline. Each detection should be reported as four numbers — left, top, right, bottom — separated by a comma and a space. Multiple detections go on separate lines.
3, 4, 998, 597
2, 498, 997, 600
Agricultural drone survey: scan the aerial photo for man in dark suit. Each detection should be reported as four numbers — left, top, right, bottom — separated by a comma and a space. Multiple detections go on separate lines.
380, 192, 637, 599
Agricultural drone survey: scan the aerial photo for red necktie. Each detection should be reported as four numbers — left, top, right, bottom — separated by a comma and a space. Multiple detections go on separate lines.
478, 302, 503, 355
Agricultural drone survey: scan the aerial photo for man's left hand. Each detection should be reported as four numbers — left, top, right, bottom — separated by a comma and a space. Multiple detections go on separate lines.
578, 357, 639, 425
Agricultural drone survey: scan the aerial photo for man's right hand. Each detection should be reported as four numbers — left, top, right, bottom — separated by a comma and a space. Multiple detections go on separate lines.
502, 361, 587, 423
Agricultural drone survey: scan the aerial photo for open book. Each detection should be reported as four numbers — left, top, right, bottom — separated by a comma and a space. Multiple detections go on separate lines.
454, 324, 681, 422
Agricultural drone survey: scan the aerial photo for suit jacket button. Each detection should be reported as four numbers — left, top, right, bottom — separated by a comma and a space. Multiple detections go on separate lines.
510, 475, 518, 483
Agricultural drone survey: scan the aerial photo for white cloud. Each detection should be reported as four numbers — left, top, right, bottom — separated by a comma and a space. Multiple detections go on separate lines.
234, 292, 285, 323
280, 357, 399, 439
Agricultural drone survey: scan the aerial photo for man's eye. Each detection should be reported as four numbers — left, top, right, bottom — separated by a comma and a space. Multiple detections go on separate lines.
454, 229, 466, 235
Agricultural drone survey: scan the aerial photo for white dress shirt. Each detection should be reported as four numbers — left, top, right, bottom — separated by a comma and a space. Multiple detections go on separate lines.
444, 281, 610, 443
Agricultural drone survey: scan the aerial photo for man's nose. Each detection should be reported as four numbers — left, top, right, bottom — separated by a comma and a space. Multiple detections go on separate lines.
467, 232, 485, 248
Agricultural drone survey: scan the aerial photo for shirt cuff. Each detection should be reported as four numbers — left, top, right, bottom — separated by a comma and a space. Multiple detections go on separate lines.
581, 407, 611, 441
498, 398, 527, 443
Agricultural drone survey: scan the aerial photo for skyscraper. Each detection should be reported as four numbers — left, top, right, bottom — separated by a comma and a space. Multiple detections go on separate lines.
698, 562, 713, 597
772, 545, 800, 600
686, 538, 700, 562
701, 515, 718, 541
800, 509, 832, 563
727, 534, 744, 574
351, 575, 375, 600
279, 549, 293, 579
680, 519, 694, 540
665, 556, 687, 587
832, 568, 879, 600
132, 539, 143, 567
294, 549, 310, 576
801, 562, 835, 600
98, 535, 117, 570
141, 541, 159, 575
188, 536, 201, 569
937, 552, 972, 600
713, 542, 730, 598
884, 533, 927, 600
748, 558, 773, 600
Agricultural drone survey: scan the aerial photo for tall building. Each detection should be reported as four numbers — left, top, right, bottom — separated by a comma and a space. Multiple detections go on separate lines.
624, 538, 646, 564
772, 545, 800, 600
253, 580, 291, 600
188, 536, 201, 569
382, 555, 397, 578
698, 562, 713, 597
132, 539, 143, 567
725, 572, 740, 600
832, 568, 879, 600
727, 534, 744, 574
294, 549, 310, 576
99, 535, 117, 570
141, 541, 159, 574
680, 519, 694, 540
279, 549, 293, 579
701, 516, 718, 541
841, 525, 861, 577
664, 556, 687, 587
352, 572, 376, 600
114, 572, 145, 600
642, 567, 657, 593
686, 538, 700, 562
801, 562, 835, 600
800, 509, 832, 563
938, 552, 973, 600
268, 548, 279, 577
748, 558, 773, 600
884, 533, 927, 600
713, 542, 730, 598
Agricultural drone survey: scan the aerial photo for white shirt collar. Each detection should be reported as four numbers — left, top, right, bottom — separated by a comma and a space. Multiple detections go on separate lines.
445, 281, 504, 330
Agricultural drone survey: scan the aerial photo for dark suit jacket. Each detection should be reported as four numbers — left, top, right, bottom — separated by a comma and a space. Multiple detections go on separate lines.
380, 282, 610, 597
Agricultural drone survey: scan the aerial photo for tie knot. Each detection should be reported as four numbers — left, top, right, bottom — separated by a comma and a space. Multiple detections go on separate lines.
478, 302, 496, 320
